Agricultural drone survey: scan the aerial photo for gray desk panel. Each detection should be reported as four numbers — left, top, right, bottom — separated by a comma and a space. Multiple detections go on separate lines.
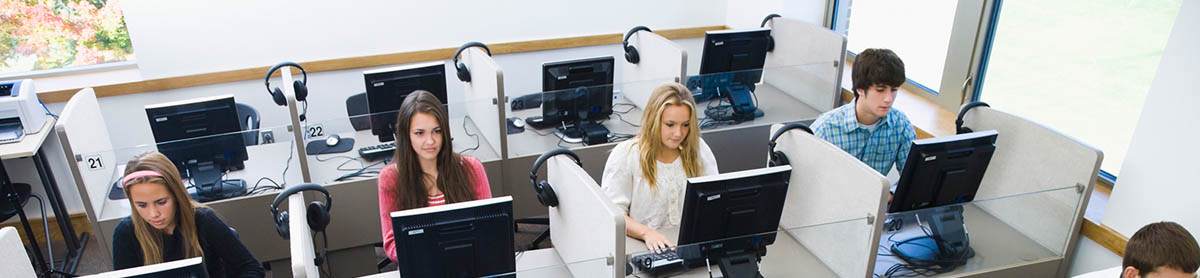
360, 248, 576, 278
873, 204, 1062, 277
624, 227, 836, 277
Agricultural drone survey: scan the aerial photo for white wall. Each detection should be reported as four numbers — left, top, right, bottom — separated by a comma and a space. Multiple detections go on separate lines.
1103, 0, 1199, 237
121, 0, 726, 79
724, 0, 827, 29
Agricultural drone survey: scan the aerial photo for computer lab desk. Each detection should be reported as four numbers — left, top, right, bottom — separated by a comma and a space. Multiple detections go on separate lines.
624, 226, 837, 277
359, 248, 578, 277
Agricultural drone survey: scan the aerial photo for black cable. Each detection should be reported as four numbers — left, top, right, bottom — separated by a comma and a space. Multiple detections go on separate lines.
458, 116, 481, 154
29, 194, 54, 270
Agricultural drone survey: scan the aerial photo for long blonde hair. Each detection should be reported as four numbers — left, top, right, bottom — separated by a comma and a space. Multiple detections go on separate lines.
636, 82, 704, 188
122, 152, 205, 265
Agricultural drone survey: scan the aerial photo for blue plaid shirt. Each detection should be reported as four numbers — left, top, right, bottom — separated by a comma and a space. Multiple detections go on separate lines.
812, 100, 916, 177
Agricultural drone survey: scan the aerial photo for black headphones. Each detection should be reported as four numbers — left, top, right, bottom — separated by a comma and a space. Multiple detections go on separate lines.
768, 122, 813, 167
265, 62, 309, 106
454, 42, 492, 82
623, 26, 653, 64
529, 148, 582, 208
269, 183, 332, 239
761, 14, 782, 52
955, 101, 991, 134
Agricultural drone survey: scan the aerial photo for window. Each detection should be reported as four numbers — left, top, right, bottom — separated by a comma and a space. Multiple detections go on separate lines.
0, 0, 134, 74
844, 0, 958, 94
975, 0, 1183, 176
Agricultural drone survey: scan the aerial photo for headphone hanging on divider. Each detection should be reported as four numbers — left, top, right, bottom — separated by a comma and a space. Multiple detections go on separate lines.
269, 183, 332, 239
768, 122, 813, 167
265, 62, 309, 106
454, 42, 492, 82
955, 101, 991, 134
761, 14, 782, 52
623, 26, 653, 64
529, 148, 582, 208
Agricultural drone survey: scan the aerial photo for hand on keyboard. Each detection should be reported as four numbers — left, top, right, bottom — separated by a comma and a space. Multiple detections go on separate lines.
643, 229, 675, 254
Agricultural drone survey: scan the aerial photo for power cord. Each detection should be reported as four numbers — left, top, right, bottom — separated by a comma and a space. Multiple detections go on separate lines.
458, 116, 481, 154
30, 194, 54, 270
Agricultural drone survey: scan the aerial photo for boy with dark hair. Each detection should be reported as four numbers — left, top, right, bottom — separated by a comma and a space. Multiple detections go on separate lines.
812, 48, 915, 194
1122, 221, 1200, 278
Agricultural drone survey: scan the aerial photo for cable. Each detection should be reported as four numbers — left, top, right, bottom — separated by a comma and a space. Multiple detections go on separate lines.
458, 116, 481, 154
30, 194, 54, 270
38, 98, 58, 120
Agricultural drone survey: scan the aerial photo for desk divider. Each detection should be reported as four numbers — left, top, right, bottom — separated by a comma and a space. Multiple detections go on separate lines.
770, 123, 888, 278
54, 88, 117, 255
460, 47, 507, 159
546, 156, 626, 278
620, 30, 687, 111
961, 106, 1101, 276
763, 17, 846, 112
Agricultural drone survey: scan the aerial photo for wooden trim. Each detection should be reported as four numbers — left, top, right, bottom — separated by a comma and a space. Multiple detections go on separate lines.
1083, 217, 1128, 256
0, 212, 91, 246
39, 25, 727, 104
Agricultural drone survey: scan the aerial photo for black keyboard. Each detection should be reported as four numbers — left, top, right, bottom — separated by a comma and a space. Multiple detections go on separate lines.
358, 142, 395, 161
630, 250, 684, 273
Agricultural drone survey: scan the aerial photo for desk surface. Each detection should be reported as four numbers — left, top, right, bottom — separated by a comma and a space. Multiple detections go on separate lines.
625, 226, 836, 277
505, 83, 824, 158
873, 204, 1059, 276
0, 117, 55, 159
359, 248, 579, 278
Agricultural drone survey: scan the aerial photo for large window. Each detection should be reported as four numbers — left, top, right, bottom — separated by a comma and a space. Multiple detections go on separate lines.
844, 0, 958, 94
0, 0, 133, 74
977, 0, 1183, 176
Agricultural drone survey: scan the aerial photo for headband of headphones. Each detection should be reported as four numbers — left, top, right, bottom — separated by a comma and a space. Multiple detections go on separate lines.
270, 183, 332, 216
454, 42, 492, 65
264, 61, 308, 93
530, 148, 582, 186
623, 26, 653, 48
761, 14, 782, 28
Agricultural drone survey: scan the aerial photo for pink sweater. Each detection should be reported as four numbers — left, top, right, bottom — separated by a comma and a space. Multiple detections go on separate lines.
377, 155, 492, 262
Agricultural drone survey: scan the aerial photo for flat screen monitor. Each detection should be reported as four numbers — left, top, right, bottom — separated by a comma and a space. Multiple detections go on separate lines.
364, 62, 449, 143
677, 165, 791, 276
391, 196, 515, 278
540, 56, 614, 126
697, 29, 771, 88
145, 95, 248, 180
888, 130, 999, 213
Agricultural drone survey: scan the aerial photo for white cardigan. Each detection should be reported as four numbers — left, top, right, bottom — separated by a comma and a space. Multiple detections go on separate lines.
601, 139, 720, 231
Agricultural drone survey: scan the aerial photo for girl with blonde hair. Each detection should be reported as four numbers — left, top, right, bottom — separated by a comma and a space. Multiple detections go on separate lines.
602, 82, 719, 253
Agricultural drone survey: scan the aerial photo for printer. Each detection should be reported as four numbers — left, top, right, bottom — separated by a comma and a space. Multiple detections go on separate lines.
0, 79, 48, 144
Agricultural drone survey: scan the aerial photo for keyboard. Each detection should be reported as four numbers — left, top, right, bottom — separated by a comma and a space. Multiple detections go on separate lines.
358, 142, 396, 161
630, 250, 684, 273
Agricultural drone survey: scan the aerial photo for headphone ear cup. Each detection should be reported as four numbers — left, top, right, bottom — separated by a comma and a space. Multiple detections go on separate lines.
624, 45, 640, 64
306, 202, 330, 231
275, 211, 291, 239
456, 62, 472, 82
271, 88, 287, 106
292, 80, 308, 102
770, 151, 789, 167
766, 37, 776, 52
536, 181, 559, 207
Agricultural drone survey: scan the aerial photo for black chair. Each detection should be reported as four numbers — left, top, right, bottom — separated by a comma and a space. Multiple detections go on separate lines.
515, 217, 551, 250
0, 183, 32, 223
235, 103, 260, 146
346, 92, 370, 131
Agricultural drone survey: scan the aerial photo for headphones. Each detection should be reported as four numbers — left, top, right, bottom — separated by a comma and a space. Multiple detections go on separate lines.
269, 183, 332, 239
529, 148, 582, 208
623, 26, 652, 64
955, 101, 991, 134
454, 42, 492, 82
761, 14, 781, 52
768, 122, 813, 167
265, 62, 309, 106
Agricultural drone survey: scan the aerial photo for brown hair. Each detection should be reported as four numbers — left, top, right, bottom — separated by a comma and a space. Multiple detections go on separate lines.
122, 152, 205, 265
390, 90, 476, 210
1124, 221, 1200, 275
851, 48, 906, 98
635, 82, 704, 188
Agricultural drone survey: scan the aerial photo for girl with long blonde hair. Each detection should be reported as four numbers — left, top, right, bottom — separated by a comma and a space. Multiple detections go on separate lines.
112, 152, 264, 277
602, 82, 719, 253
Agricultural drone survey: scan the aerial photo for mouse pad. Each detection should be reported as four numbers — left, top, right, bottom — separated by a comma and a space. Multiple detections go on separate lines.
306, 138, 355, 155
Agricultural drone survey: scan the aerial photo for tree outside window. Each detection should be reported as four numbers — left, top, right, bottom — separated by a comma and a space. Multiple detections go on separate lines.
1, 0, 133, 74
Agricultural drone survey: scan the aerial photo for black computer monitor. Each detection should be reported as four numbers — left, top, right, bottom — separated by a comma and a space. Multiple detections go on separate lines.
536, 56, 614, 144
391, 196, 515, 278
145, 95, 248, 202
888, 130, 998, 214
677, 165, 791, 277
364, 62, 449, 143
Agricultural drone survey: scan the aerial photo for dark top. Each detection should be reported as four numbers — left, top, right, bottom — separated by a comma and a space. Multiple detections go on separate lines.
113, 207, 265, 277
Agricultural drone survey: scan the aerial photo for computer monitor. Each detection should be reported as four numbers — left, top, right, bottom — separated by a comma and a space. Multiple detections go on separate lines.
691, 29, 771, 121
363, 61, 449, 143
536, 56, 614, 144
391, 196, 515, 278
886, 130, 997, 269
677, 165, 791, 277
81, 256, 207, 278
145, 95, 248, 202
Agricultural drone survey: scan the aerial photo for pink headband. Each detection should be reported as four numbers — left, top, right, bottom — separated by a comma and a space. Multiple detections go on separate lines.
122, 170, 164, 187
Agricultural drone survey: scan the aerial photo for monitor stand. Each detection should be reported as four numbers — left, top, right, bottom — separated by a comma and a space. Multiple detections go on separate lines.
711, 247, 765, 278
724, 84, 763, 122
891, 206, 975, 268
185, 161, 246, 203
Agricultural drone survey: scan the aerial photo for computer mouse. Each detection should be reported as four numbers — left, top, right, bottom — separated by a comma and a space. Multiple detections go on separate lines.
512, 117, 526, 128
325, 134, 341, 147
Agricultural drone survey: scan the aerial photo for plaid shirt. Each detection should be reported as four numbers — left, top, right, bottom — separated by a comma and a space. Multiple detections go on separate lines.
812, 100, 916, 178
